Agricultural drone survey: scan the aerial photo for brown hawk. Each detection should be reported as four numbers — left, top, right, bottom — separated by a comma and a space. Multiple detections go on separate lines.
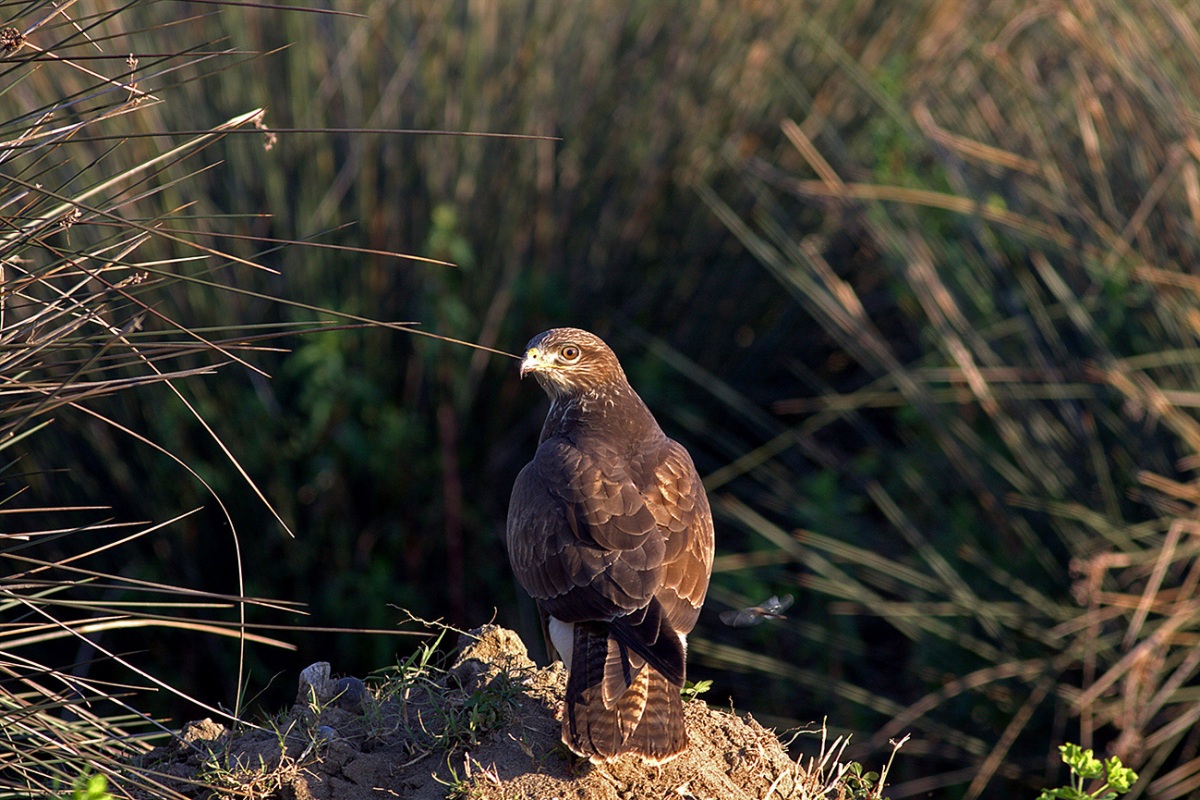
506, 327, 715, 764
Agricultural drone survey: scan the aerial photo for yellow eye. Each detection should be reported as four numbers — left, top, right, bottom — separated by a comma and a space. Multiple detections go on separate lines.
560, 345, 581, 362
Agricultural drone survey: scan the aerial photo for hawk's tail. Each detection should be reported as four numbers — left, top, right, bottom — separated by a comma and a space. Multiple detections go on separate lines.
562, 623, 686, 764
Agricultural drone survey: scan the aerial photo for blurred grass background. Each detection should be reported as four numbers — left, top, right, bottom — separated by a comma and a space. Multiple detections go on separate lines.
7, 0, 1200, 797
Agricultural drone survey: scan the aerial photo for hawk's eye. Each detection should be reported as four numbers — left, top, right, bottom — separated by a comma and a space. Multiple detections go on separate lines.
560, 345, 581, 363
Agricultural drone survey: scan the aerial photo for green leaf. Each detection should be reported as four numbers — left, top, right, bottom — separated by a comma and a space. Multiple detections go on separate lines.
1060, 743, 1104, 780
1104, 756, 1138, 793
71, 774, 112, 800
1036, 788, 1091, 800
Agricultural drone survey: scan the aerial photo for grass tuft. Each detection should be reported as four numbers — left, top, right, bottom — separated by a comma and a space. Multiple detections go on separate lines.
0, 3, 417, 796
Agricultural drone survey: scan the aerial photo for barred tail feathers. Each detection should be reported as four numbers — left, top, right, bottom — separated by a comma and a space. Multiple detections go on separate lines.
561, 622, 686, 763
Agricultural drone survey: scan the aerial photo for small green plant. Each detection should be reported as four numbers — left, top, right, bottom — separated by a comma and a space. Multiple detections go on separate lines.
840, 761, 882, 799
439, 670, 527, 749
70, 774, 114, 800
432, 754, 471, 800
1037, 744, 1139, 800
788, 721, 904, 799
681, 678, 713, 701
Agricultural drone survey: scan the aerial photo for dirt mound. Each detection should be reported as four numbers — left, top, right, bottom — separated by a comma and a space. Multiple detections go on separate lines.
139, 625, 813, 799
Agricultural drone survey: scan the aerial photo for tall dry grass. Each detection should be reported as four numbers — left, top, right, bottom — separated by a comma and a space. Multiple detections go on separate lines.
691, 1, 1200, 797
0, 3, 427, 795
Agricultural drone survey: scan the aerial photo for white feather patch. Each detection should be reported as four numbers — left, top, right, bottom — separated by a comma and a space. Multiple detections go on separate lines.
548, 616, 574, 671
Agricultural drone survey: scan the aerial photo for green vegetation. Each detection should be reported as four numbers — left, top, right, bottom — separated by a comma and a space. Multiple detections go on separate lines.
681, 678, 714, 701
839, 763, 884, 800
5, 0, 1200, 797
69, 775, 114, 800
369, 629, 529, 752
1038, 744, 1138, 800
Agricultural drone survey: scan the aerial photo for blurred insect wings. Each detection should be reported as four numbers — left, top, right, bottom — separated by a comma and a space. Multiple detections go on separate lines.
719, 594, 795, 627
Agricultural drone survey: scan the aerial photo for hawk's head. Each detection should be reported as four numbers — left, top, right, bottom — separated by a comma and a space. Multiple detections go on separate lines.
519, 328, 629, 398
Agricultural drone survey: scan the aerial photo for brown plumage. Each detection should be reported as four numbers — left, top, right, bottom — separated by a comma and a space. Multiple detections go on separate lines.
505, 328, 714, 764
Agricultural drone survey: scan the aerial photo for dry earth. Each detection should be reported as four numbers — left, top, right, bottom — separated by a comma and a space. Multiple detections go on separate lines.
136, 625, 828, 799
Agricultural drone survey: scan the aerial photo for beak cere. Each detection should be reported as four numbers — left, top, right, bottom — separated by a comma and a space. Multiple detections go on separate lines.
519, 347, 541, 379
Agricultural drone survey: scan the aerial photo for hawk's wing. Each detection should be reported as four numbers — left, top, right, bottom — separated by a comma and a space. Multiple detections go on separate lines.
506, 435, 711, 682
641, 439, 714, 638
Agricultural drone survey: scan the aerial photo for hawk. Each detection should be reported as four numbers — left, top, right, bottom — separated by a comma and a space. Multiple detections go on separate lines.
506, 327, 714, 764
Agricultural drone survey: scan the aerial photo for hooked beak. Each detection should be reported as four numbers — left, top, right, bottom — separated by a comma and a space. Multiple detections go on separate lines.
519, 347, 543, 379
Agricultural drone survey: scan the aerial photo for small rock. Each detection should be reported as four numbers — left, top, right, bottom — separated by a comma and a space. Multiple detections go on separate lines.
288, 775, 317, 800
450, 625, 536, 690
180, 718, 225, 744
314, 725, 339, 742
297, 662, 336, 704
332, 676, 367, 712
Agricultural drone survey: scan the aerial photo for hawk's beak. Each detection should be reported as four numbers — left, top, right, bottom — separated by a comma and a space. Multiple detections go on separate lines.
519, 347, 542, 379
